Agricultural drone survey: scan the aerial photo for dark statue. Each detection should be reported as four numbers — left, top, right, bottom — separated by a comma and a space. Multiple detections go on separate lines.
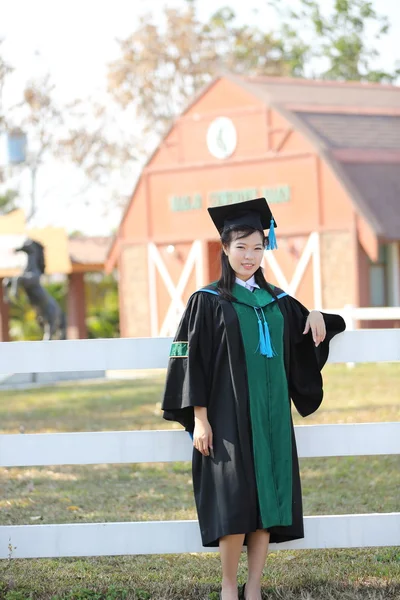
2, 238, 67, 340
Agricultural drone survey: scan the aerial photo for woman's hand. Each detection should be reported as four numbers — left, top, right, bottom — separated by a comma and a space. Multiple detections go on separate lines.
193, 416, 213, 457
303, 310, 326, 347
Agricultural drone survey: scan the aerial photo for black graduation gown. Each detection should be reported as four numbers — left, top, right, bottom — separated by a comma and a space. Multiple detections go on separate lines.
161, 285, 346, 547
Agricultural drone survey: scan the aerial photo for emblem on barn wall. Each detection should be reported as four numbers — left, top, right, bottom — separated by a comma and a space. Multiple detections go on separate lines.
206, 117, 237, 159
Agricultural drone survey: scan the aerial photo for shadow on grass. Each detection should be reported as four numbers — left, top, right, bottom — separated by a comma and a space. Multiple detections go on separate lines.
0, 549, 399, 598
0, 379, 168, 433
0, 456, 398, 527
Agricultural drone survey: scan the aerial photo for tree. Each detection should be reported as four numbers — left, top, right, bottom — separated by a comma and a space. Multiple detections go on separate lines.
13, 0, 396, 211
11, 74, 65, 220
0, 189, 18, 214
0, 40, 14, 187
85, 274, 119, 339
0, 71, 67, 220
0, 39, 13, 130
270, 0, 400, 82
0, 42, 20, 214
107, 4, 308, 140
57, 98, 138, 189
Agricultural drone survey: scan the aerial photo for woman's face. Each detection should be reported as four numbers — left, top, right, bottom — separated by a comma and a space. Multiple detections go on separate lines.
223, 230, 265, 281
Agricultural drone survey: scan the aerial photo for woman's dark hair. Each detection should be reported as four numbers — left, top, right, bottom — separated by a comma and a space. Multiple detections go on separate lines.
216, 225, 278, 301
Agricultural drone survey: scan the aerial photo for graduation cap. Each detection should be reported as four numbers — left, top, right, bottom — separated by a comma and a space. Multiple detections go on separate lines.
207, 197, 278, 250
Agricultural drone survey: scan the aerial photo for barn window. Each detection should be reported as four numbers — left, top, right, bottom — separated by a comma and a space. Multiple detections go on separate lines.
369, 245, 388, 306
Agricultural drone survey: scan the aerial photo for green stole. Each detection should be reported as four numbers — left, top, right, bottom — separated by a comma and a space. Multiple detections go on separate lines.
231, 283, 293, 528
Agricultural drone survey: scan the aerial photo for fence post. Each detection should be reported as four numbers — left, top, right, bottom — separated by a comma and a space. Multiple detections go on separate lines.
343, 304, 355, 331
343, 305, 355, 368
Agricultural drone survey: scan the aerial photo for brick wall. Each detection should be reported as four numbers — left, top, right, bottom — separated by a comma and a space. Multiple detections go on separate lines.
120, 244, 150, 337
320, 231, 355, 309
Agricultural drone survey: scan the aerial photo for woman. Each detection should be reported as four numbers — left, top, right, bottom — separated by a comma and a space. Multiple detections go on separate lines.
162, 198, 345, 600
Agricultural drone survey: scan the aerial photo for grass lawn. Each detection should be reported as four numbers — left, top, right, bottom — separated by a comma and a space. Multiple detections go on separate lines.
0, 363, 399, 599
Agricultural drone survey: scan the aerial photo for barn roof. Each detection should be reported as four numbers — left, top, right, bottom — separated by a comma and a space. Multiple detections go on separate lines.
229, 74, 400, 242
68, 236, 111, 272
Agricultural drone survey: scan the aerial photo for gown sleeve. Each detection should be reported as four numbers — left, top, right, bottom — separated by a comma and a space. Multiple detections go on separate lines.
280, 295, 346, 418
161, 292, 215, 433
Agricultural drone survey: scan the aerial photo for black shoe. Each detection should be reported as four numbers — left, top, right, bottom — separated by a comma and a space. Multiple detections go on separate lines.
240, 583, 246, 599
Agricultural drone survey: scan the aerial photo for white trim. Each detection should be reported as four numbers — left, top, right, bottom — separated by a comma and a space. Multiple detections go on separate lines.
147, 244, 159, 337
388, 242, 400, 306
160, 241, 203, 336
148, 243, 185, 313
148, 241, 204, 337
289, 232, 318, 296
263, 232, 321, 304
262, 250, 288, 290
312, 232, 322, 309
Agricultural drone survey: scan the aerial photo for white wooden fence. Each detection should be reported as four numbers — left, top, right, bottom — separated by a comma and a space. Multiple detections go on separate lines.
0, 330, 399, 559
326, 306, 400, 330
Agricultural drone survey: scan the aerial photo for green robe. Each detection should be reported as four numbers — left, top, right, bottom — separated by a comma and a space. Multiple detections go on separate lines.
231, 283, 292, 528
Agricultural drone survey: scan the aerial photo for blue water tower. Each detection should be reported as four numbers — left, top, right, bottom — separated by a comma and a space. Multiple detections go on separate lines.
7, 129, 27, 164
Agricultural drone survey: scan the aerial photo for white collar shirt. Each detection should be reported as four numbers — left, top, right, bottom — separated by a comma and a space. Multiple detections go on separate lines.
235, 275, 260, 293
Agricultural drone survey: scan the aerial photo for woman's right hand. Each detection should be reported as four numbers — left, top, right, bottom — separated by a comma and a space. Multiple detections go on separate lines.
193, 417, 213, 457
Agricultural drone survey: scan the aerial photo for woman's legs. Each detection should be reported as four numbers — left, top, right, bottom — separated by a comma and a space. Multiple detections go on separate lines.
219, 533, 245, 599
245, 529, 270, 599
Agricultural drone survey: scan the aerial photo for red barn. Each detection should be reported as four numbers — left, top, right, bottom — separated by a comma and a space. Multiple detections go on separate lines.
106, 75, 400, 337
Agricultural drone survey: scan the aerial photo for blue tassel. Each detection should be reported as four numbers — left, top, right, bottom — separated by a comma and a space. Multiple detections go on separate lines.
263, 320, 276, 358
254, 308, 276, 358
257, 313, 268, 356
267, 217, 277, 250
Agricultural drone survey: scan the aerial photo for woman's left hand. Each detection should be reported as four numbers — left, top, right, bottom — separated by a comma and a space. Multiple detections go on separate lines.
303, 311, 326, 347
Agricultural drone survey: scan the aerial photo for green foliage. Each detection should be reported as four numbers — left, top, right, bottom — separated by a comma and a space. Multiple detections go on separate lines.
103, 586, 128, 600
271, 0, 400, 82
1, 587, 149, 600
46, 281, 67, 310
9, 280, 67, 341
4, 593, 32, 600
0, 190, 18, 214
8, 275, 119, 341
107, 3, 309, 138
47, 588, 130, 600
85, 274, 119, 339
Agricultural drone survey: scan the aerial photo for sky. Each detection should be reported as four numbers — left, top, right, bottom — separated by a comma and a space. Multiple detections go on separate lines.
0, 0, 400, 235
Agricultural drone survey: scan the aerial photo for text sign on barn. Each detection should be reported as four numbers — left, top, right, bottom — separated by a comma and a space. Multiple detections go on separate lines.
169, 194, 203, 212
169, 186, 291, 212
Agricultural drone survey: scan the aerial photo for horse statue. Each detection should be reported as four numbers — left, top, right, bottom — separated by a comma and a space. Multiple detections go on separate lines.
2, 238, 67, 340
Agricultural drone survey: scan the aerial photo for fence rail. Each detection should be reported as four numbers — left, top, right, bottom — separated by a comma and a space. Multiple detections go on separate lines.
0, 423, 399, 468
324, 305, 400, 330
0, 331, 398, 559
0, 330, 399, 374
2, 514, 399, 559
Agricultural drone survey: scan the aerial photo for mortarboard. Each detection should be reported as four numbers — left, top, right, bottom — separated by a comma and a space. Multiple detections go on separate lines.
207, 197, 277, 250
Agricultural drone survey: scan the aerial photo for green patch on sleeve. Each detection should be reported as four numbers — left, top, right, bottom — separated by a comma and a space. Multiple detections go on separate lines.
169, 341, 188, 358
